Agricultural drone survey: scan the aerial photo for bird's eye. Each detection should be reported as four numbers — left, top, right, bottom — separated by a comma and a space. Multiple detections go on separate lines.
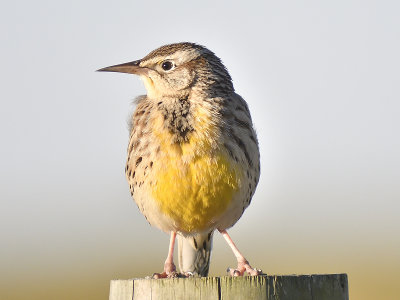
161, 61, 174, 71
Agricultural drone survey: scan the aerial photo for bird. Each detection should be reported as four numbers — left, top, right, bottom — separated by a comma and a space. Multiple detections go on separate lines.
98, 42, 261, 278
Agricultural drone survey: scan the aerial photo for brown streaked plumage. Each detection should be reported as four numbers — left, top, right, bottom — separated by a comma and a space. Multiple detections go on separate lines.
98, 42, 261, 278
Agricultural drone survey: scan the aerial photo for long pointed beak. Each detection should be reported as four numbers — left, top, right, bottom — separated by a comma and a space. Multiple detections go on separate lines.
97, 60, 145, 75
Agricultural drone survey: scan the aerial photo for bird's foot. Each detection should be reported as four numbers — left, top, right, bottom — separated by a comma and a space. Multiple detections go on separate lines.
152, 272, 194, 279
152, 271, 179, 279
152, 262, 178, 279
227, 260, 262, 276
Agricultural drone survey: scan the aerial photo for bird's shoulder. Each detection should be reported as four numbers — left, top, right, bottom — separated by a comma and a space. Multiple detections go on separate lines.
229, 93, 252, 119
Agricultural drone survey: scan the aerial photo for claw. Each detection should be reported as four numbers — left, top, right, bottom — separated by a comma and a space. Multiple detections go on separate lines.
152, 271, 194, 279
183, 271, 195, 277
227, 267, 242, 276
167, 271, 178, 278
226, 260, 262, 277
152, 272, 167, 279
247, 268, 262, 276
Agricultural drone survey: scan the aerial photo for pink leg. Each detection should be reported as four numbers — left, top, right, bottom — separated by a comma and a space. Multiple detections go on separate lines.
153, 232, 177, 278
219, 229, 261, 276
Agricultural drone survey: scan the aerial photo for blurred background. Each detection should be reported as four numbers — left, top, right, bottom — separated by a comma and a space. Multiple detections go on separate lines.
1, 1, 399, 299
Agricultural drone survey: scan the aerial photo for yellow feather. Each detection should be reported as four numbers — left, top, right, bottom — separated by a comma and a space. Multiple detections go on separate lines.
152, 152, 241, 232
151, 108, 242, 232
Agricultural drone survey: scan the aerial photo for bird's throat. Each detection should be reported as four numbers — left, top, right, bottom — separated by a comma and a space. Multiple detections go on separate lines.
142, 76, 159, 99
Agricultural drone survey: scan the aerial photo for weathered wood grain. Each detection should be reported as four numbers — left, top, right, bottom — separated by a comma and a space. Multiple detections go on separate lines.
109, 280, 134, 300
220, 276, 268, 300
109, 274, 348, 300
133, 277, 220, 300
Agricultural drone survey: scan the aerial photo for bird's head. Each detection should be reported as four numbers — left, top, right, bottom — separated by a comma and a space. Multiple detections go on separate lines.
98, 42, 233, 99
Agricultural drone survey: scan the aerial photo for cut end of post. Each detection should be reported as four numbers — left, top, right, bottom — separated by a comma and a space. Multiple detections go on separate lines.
109, 274, 349, 300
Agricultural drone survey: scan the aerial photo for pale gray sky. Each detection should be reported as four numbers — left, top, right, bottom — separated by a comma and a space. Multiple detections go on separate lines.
1, 1, 399, 299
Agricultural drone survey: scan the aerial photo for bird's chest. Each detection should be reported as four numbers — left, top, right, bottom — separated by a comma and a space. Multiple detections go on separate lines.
148, 107, 243, 233
151, 144, 242, 233
156, 98, 194, 143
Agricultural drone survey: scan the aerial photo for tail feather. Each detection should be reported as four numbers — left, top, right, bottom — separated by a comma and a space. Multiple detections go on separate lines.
177, 231, 214, 276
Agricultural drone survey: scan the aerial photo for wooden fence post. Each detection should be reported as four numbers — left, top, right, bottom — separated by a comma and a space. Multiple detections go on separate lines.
109, 274, 348, 300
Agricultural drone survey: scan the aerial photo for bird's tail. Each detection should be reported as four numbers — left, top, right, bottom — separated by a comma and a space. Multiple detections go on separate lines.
177, 231, 214, 277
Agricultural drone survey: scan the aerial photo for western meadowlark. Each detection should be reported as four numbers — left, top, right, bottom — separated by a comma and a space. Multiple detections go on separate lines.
98, 42, 261, 277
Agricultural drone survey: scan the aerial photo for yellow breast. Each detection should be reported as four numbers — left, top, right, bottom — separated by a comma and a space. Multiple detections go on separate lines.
151, 107, 242, 233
